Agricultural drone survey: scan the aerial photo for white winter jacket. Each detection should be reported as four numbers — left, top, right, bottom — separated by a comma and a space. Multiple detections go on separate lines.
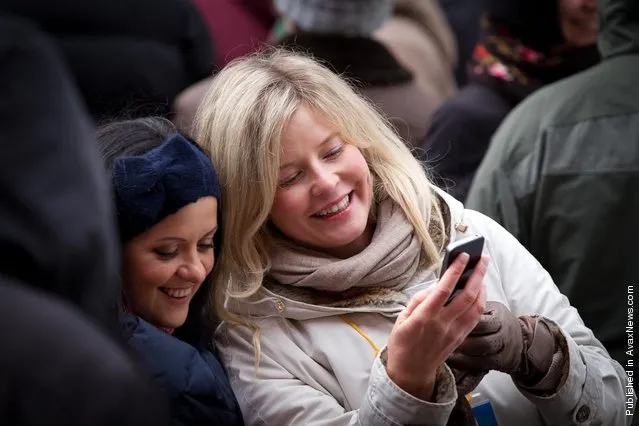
215, 191, 632, 425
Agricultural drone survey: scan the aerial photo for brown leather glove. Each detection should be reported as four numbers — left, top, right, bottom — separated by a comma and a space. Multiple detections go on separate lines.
447, 301, 560, 387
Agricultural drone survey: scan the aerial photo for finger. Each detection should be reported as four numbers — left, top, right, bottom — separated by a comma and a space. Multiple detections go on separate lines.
467, 283, 488, 329
445, 256, 489, 319
477, 281, 487, 314
421, 253, 470, 314
401, 287, 433, 319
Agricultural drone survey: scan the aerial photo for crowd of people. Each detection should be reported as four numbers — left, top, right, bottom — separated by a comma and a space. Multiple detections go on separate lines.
0, 0, 636, 425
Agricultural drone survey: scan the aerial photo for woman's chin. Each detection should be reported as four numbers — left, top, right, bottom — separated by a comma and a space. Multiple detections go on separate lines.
158, 313, 188, 330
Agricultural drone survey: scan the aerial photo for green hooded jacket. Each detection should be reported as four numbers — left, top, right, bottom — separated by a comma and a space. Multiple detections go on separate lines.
467, 0, 639, 371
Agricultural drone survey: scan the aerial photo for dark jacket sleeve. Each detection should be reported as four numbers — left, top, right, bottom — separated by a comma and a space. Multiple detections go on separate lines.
0, 13, 121, 333
122, 315, 245, 426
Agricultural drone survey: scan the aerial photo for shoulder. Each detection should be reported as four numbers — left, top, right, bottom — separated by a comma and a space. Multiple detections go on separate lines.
123, 315, 202, 381
442, 193, 523, 258
425, 84, 510, 148
443, 190, 526, 258
123, 315, 243, 424
441, 191, 544, 290
486, 60, 639, 185
216, 317, 300, 359
490, 65, 607, 167
461, 209, 522, 257
432, 84, 510, 128
122, 315, 223, 393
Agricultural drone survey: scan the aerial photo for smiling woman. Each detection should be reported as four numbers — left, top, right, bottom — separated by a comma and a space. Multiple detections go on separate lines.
193, 49, 631, 426
96, 117, 244, 426
272, 106, 374, 258
122, 196, 218, 330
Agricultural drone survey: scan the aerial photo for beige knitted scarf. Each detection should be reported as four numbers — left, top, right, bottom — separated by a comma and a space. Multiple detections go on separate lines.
267, 198, 445, 293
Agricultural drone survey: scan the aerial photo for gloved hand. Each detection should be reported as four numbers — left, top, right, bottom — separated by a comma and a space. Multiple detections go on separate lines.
447, 301, 560, 387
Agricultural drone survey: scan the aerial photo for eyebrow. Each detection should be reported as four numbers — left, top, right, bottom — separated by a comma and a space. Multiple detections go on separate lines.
279, 132, 338, 170
156, 226, 218, 243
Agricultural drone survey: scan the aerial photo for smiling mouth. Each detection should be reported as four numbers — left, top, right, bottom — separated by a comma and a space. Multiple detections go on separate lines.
159, 287, 193, 299
314, 193, 351, 217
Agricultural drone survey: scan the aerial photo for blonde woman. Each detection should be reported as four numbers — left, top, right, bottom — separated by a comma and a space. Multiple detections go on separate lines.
194, 49, 631, 425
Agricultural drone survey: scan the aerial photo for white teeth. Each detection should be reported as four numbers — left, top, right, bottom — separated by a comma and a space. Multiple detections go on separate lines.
161, 287, 192, 298
317, 195, 350, 217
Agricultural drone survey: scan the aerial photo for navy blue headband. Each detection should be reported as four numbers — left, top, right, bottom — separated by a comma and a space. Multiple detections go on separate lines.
113, 133, 221, 242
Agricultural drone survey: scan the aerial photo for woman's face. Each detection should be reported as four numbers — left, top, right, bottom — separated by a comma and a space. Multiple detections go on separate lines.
122, 197, 218, 329
270, 105, 374, 258
559, 0, 598, 47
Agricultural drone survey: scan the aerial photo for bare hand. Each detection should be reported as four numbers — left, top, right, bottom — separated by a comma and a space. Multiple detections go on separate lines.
386, 254, 489, 400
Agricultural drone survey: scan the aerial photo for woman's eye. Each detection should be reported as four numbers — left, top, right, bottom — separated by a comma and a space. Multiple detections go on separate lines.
324, 145, 344, 159
198, 242, 214, 252
279, 172, 301, 188
154, 247, 178, 258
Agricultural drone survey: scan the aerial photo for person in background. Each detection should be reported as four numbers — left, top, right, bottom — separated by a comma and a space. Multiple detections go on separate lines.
191, 0, 277, 68
421, 0, 600, 201
175, 0, 457, 142
467, 0, 639, 388
370, 0, 458, 105
96, 118, 244, 426
436, 0, 483, 86
0, 0, 215, 122
271, 0, 456, 150
0, 11, 123, 334
193, 49, 631, 425
0, 13, 171, 426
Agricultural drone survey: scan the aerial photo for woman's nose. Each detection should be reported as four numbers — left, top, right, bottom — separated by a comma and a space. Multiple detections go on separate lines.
311, 167, 338, 197
177, 255, 207, 284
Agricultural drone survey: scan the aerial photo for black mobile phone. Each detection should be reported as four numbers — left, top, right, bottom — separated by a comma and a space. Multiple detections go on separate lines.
440, 234, 485, 306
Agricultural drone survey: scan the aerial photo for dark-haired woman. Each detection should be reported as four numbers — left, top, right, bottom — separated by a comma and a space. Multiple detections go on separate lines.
96, 117, 244, 426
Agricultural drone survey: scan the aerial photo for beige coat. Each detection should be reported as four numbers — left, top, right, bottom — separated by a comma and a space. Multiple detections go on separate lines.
215, 190, 632, 425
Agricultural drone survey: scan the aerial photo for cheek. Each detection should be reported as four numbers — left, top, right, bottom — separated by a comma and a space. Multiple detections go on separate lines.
349, 152, 372, 189
123, 257, 174, 300
272, 190, 307, 225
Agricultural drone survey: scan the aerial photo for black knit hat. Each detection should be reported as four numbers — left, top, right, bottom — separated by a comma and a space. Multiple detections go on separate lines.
112, 133, 221, 242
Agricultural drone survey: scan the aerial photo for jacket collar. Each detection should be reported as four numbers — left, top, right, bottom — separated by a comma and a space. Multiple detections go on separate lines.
278, 33, 413, 87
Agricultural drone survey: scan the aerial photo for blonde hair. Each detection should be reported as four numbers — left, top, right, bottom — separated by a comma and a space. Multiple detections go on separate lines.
194, 48, 444, 363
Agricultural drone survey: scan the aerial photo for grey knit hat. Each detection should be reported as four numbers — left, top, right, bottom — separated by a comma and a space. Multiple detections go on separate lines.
274, 0, 393, 36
